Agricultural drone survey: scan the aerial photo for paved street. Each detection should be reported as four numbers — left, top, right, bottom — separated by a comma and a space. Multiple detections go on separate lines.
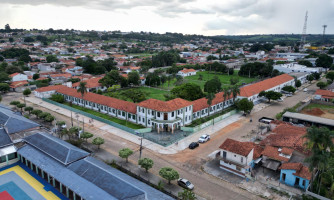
2, 81, 317, 200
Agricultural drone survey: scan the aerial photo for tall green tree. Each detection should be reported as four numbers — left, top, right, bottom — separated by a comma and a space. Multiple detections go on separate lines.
77, 82, 87, 105
170, 83, 204, 101
295, 80, 301, 88
204, 77, 221, 93
326, 72, 334, 82
138, 158, 154, 172
316, 81, 327, 89
127, 71, 140, 86
236, 98, 254, 114
206, 93, 215, 117
92, 137, 105, 149
259, 91, 282, 102
222, 87, 231, 109
316, 54, 333, 68
231, 85, 240, 103
0, 83, 10, 93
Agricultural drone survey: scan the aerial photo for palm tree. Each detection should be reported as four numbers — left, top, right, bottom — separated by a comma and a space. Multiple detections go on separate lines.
222, 87, 231, 110
231, 85, 240, 104
77, 82, 87, 106
206, 93, 215, 117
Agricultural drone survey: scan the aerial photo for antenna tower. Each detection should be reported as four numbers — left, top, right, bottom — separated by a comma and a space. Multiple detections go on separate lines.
300, 11, 308, 46
322, 25, 327, 44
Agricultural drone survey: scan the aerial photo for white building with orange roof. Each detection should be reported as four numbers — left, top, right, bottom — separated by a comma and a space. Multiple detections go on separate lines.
9, 73, 28, 82
177, 68, 197, 77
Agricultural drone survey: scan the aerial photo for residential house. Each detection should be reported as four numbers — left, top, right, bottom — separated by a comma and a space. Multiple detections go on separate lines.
177, 68, 197, 77
9, 73, 28, 82
10, 80, 29, 92
34, 85, 67, 98
218, 139, 262, 178
279, 163, 311, 190
314, 89, 334, 102
72, 77, 106, 92
261, 146, 293, 171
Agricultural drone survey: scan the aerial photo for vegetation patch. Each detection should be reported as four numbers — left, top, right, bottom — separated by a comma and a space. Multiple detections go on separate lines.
64, 102, 145, 129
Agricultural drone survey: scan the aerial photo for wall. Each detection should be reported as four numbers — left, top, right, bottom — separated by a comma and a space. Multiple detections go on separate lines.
280, 169, 309, 190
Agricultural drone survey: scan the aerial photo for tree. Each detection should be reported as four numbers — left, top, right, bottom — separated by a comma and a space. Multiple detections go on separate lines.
10, 101, 20, 106
5, 65, 22, 74
19, 54, 32, 63
282, 86, 296, 93
92, 137, 104, 149
0, 83, 10, 93
22, 88, 31, 104
119, 148, 133, 163
307, 74, 314, 83
44, 115, 55, 123
24, 37, 35, 43
77, 82, 87, 104
138, 158, 154, 172
298, 60, 313, 67
312, 72, 321, 80
204, 77, 221, 93
316, 54, 333, 68
236, 98, 254, 114
46, 55, 59, 63
128, 71, 140, 86
50, 94, 65, 103
326, 72, 334, 82
159, 167, 179, 184
0, 72, 10, 83
229, 77, 239, 85
80, 132, 94, 142
222, 87, 231, 109
317, 82, 327, 89
38, 112, 50, 119
174, 75, 184, 86
328, 48, 334, 54
17, 103, 26, 112
122, 89, 147, 103
31, 109, 42, 118
170, 83, 205, 101
33, 73, 40, 80
259, 90, 282, 102
178, 189, 197, 200
5, 24, 11, 32
295, 80, 301, 88
206, 93, 215, 117
99, 70, 121, 87
239, 62, 273, 78
198, 74, 203, 81
231, 85, 240, 103
24, 106, 33, 115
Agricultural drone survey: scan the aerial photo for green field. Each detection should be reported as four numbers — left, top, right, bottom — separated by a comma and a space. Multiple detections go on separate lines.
137, 87, 167, 101
159, 71, 257, 90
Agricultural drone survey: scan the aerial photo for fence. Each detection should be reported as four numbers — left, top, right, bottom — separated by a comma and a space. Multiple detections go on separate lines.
42, 98, 151, 135
181, 109, 238, 133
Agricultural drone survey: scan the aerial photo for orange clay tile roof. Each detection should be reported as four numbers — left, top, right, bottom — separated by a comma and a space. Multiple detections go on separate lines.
35, 85, 67, 92
192, 92, 233, 112
239, 74, 294, 97
260, 124, 308, 155
72, 77, 103, 88
138, 98, 192, 112
179, 68, 196, 73
10, 80, 28, 88
56, 86, 137, 114
9, 72, 20, 77
280, 163, 311, 180
315, 89, 334, 98
281, 147, 294, 155
50, 73, 72, 78
219, 138, 255, 157
36, 77, 49, 81
262, 146, 290, 162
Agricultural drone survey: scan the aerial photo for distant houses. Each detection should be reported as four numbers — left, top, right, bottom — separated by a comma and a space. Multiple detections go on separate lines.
177, 68, 197, 77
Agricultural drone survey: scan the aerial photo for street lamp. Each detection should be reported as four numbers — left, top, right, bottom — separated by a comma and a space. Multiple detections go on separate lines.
136, 131, 144, 159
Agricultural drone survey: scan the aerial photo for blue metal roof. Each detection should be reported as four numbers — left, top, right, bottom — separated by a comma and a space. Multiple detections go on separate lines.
18, 145, 117, 200
0, 128, 12, 148
24, 133, 89, 165
0, 106, 40, 134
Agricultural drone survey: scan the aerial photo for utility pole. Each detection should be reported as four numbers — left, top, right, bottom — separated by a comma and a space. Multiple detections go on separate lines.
70, 110, 73, 127
139, 137, 143, 159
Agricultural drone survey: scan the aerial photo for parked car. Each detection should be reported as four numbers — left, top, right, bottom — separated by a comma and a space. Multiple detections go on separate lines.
198, 134, 210, 143
286, 93, 293, 97
188, 142, 199, 149
277, 98, 283, 102
303, 88, 308, 92
177, 178, 194, 190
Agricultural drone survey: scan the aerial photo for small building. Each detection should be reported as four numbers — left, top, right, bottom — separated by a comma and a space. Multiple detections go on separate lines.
283, 112, 334, 130
314, 89, 334, 102
34, 85, 67, 98
279, 163, 311, 190
177, 68, 197, 77
9, 73, 28, 82
218, 139, 262, 178
72, 77, 106, 92
274, 63, 321, 74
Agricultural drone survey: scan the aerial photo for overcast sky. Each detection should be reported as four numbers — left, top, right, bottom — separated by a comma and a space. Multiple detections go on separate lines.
1, 0, 333, 36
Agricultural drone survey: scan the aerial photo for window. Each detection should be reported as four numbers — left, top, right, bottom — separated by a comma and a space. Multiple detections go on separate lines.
118, 110, 121, 115
112, 109, 116, 114
148, 110, 151, 115
185, 117, 187, 122
189, 116, 191, 120
152, 111, 155, 115
139, 116, 141, 121
157, 112, 160, 117
186, 107, 187, 112
142, 108, 144, 113
142, 118, 144, 122
0, 155, 6, 163
234, 155, 236, 157
128, 113, 131, 118
241, 157, 243, 163
302, 180, 305, 186
122, 112, 125, 117
8, 153, 17, 161
148, 119, 151, 124
177, 110, 180, 115
172, 112, 174, 117
132, 115, 135, 120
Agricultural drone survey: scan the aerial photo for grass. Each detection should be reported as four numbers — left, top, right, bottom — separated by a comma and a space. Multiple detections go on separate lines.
137, 87, 167, 101
276, 102, 302, 120
302, 103, 334, 112
64, 103, 145, 129
158, 71, 257, 90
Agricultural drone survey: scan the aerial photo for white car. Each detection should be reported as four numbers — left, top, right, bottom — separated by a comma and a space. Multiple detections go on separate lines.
198, 134, 210, 143
177, 178, 194, 190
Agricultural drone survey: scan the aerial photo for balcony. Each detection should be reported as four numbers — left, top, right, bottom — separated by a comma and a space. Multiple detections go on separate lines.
219, 157, 247, 168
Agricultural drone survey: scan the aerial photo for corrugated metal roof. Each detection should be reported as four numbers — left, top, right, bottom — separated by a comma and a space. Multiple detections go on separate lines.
24, 133, 89, 165
0, 128, 12, 148
283, 112, 334, 127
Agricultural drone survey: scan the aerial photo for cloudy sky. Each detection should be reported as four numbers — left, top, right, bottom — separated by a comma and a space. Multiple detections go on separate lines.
1, 0, 334, 36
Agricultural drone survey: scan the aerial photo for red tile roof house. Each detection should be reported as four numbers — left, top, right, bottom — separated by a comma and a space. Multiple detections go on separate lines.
218, 138, 263, 178
314, 89, 334, 102
177, 68, 197, 77
279, 163, 311, 190
71, 77, 106, 92
9, 73, 28, 82
238, 74, 295, 104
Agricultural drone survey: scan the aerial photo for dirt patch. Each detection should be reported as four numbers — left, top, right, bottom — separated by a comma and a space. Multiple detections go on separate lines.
302, 108, 325, 116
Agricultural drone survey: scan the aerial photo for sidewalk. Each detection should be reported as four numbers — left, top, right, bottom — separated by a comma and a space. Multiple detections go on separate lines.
26, 96, 242, 154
